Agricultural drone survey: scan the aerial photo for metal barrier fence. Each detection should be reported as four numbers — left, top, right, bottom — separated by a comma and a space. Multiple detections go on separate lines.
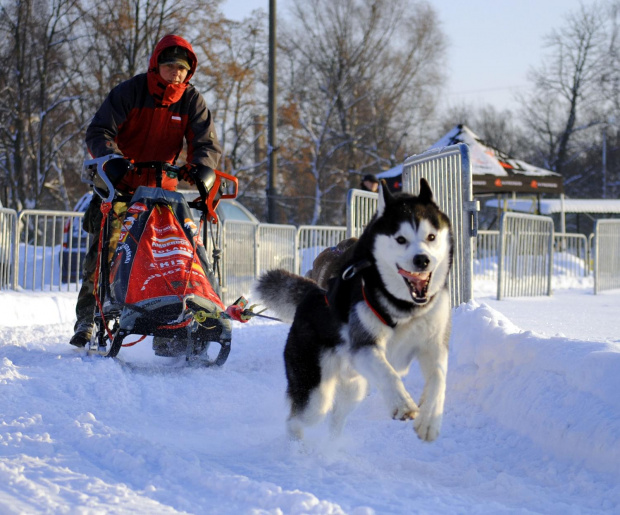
1, 207, 336, 306
220, 221, 257, 306
554, 232, 589, 277
402, 144, 478, 307
297, 225, 348, 276
5, 199, 616, 303
219, 222, 340, 304
218, 221, 298, 306
257, 223, 297, 275
498, 213, 554, 299
0, 208, 18, 290
16, 209, 92, 292
474, 230, 500, 282
475, 230, 590, 285
346, 189, 378, 238
593, 219, 620, 293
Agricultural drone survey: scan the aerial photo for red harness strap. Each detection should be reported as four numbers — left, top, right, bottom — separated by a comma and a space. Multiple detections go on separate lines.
325, 282, 395, 327
361, 281, 392, 327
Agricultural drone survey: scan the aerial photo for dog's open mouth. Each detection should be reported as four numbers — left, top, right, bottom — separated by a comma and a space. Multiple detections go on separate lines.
398, 267, 431, 304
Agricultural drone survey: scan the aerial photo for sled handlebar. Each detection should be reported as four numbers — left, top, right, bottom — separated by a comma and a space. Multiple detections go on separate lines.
82, 156, 238, 224
82, 156, 182, 202
82, 155, 123, 202
178, 169, 239, 224
201, 169, 238, 224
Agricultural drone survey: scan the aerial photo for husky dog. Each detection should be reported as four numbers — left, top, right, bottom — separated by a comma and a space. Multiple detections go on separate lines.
254, 179, 453, 441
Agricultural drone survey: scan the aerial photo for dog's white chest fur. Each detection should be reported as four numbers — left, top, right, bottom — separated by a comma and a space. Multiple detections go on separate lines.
354, 288, 450, 376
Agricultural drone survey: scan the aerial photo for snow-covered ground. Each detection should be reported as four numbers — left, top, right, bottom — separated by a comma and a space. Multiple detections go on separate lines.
1, 275, 619, 514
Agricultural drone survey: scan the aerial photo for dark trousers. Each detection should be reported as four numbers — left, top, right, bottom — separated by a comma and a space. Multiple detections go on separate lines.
74, 198, 128, 330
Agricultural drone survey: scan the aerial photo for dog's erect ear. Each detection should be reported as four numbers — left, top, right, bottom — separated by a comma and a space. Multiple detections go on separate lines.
376, 179, 393, 216
418, 178, 433, 203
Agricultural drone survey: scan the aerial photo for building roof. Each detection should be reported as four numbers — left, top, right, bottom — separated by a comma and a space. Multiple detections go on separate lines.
486, 198, 620, 214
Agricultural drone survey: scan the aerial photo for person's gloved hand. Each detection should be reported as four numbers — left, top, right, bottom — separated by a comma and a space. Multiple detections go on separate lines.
103, 156, 133, 186
191, 165, 216, 202
179, 164, 196, 185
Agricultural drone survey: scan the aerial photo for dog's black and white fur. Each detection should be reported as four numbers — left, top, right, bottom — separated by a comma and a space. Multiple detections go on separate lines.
254, 179, 453, 441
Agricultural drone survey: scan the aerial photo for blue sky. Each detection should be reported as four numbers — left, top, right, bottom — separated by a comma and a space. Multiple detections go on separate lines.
221, 0, 599, 112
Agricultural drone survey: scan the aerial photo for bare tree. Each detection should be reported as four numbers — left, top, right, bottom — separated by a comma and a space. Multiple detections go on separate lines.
519, 2, 610, 197
278, 0, 446, 225
77, 0, 223, 109
437, 103, 528, 157
0, 0, 87, 210
193, 12, 269, 215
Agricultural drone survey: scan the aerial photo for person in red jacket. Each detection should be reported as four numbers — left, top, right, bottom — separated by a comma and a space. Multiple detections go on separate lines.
70, 34, 221, 347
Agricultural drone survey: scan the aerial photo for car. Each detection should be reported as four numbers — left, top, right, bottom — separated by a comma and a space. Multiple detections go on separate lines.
177, 189, 259, 224
60, 190, 258, 283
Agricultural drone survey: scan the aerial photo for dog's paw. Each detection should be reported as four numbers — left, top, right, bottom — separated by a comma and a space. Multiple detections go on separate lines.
287, 418, 305, 441
391, 399, 419, 421
413, 410, 442, 441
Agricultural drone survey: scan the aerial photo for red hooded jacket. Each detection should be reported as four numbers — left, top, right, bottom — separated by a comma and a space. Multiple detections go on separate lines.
85, 34, 221, 192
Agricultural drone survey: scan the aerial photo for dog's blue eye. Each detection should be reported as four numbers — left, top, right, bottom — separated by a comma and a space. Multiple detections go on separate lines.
396, 236, 407, 244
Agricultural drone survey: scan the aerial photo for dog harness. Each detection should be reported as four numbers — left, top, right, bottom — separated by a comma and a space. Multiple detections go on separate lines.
339, 260, 397, 328
361, 279, 397, 328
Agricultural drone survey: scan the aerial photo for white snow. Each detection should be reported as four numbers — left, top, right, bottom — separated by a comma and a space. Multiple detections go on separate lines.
1, 276, 619, 514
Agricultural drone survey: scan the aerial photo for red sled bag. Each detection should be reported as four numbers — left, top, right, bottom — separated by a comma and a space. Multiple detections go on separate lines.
105, 186, 229, 342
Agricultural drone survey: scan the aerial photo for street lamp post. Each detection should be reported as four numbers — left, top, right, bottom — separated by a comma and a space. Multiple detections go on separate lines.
267, 0, 278, 223
602, 123, 607, 199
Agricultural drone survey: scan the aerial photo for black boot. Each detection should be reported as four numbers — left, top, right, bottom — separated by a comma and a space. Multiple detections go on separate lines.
70, 321, 94, 347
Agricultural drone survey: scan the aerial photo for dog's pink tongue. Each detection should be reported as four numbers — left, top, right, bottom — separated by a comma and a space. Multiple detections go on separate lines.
398, 269, 430, 289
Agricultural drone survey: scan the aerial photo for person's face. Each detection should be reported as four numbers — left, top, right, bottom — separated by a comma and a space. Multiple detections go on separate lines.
158, 63, 189, 84
364, 180, 378, 192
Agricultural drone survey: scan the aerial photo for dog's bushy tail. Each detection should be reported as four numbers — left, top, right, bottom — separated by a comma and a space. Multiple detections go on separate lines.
252, 269, 320, 323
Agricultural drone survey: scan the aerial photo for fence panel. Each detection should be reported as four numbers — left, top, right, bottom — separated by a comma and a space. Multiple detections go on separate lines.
17, 210, 91, 292
594, 220, 620, 294
0, 208, 18, 290
498, 213, 554, 299
474, 230, 500, 283
220, 220, 257, 306
297, 225, 348, 276
346, 189, 378, 238
257, 223, 297, 275
475, 230, 589, 288
402, 144, 478, 307
553, 232, 589, 278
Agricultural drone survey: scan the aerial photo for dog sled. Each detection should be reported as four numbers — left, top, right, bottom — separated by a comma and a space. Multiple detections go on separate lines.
81, 155, 245, 367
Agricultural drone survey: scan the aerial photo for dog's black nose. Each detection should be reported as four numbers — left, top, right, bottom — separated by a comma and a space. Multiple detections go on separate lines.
413, 254, 430, 270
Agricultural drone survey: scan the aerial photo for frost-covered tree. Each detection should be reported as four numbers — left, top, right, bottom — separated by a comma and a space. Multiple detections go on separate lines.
519, 1, 620, 198
195, 12, 269, 216
0, 0, 86, 210
437, 103, 529, 159
278, 0, 446, 225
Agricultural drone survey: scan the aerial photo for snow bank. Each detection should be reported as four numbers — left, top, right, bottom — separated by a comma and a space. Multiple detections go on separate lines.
450, 301, 620, 476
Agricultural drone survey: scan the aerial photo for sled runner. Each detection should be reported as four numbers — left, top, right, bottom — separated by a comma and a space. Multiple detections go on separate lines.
81, 155, 240, 367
